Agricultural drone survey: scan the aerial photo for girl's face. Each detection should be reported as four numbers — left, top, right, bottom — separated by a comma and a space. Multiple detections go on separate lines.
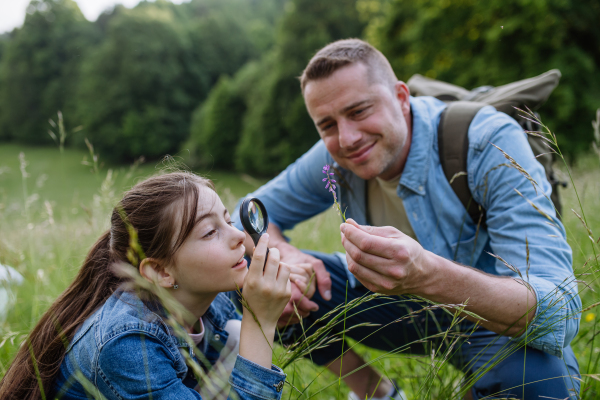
170, 186, 248, 296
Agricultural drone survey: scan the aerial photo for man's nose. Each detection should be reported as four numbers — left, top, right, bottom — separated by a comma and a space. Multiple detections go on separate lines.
338, 120, 361, 148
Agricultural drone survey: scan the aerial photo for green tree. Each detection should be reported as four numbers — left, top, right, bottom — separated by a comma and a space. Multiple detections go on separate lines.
75, 0, 257, 161
0, 0, 97, 143
233, 0, 365, 175
365, 0, 600, 154
185, 75, 247, 169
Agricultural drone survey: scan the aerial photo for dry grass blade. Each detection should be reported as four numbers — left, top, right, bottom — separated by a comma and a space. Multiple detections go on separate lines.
489, 143, 539, 194
486, 251, 524, 280
513, 188, 558, 227
583, 374, 600, 382
592, 108, 600, 158
449, 171, 467, 185
525, 237, 531, 282
525, 130, 555, 145
571, 208, 595, 242
581, 302, 600, 313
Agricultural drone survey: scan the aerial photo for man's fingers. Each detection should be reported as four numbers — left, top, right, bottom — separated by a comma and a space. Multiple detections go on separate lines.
312, 258, 332, 301
341, 222, 398, 259
341, 232, 392, 272
296, 295, 319, 313
289, 283, 318, 311
345, 254, 397, 293
344, 218, 405, 239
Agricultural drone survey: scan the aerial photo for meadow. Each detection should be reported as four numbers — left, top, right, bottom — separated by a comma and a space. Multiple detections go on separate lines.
0, 142, 599, 399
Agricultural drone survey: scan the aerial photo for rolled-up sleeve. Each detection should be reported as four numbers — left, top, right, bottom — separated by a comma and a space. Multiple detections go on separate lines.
229, 355, 287, 400
468, 107, 581, 358
233, 140, 334, 233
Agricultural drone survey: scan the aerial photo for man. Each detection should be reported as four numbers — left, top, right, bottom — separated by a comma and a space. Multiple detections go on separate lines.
235, 39, 581, 399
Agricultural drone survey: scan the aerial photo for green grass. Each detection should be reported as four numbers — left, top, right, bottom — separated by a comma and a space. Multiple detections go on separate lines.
0, 143, 599, 399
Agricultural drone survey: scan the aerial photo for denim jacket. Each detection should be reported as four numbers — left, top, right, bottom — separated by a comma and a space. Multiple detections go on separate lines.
234, 96, 581, 359
54, 288, 287, 399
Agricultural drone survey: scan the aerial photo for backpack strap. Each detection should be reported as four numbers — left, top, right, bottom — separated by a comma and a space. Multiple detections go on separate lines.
438, 101, 487, 227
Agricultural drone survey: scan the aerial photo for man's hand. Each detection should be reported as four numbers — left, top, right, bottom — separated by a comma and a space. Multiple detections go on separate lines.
340, 218, 433, 296
266, 225, 332, 327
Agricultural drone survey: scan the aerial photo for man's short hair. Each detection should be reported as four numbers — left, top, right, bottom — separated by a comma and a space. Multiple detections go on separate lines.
300, 38, 398, 93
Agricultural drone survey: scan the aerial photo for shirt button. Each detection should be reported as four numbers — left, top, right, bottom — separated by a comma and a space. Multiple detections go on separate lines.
214, 334, 221, 341
412, 212, 418, 220
418, 185, 424, 192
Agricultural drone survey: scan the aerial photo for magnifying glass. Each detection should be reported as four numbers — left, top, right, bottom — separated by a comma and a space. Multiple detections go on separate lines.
239, 197, 269, 262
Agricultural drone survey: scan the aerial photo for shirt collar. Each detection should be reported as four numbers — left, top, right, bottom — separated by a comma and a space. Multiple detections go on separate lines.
398, 96, 446, 196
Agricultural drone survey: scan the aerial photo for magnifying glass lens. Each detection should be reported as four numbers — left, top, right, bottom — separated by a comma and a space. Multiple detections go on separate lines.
248, 201, 264, 232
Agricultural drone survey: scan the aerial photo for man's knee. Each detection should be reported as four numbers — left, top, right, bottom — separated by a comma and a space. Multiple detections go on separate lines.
470, 345, 580, 399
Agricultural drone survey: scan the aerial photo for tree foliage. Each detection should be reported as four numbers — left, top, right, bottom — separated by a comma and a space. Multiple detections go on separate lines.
0, 0, 283, 161
74, 0, 265, 161
189, 0, 365, 175
0, 0, 97, 143
1, 0, 597, 166
364, 0, 600, 154
185, 75, 247, 169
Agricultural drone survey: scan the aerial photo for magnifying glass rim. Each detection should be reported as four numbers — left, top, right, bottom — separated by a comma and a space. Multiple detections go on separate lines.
239, 197, 269, 237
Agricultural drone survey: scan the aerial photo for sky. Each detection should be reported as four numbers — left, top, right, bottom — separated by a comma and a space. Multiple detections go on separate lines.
0, 0, 185, 34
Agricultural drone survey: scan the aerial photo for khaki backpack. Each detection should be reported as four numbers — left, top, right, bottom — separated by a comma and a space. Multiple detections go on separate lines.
407, 69, 566, 225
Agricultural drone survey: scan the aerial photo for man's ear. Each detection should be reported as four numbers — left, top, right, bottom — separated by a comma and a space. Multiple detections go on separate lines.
139, 258, 173, 288
394, 81, 411, 115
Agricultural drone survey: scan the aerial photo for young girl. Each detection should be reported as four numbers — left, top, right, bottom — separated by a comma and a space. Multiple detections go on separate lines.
0, 172, 303, 400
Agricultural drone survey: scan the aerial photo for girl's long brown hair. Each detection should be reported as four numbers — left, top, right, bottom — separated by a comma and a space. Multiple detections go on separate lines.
0, 172, 213, 400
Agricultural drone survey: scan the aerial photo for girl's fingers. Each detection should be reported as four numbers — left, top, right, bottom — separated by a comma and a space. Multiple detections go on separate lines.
292, 278, 308, 294
277, 262, 291, 288
263, 247, 280, 281
290, 273, 307, 284
285, 278, 292, 299
249, 234, 269, 278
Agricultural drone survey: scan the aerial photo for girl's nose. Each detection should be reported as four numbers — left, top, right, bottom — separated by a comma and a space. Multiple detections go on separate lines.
231, 224, 246, 247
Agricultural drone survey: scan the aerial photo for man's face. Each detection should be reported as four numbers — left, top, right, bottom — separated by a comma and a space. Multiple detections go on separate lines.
304, 62, 412, 181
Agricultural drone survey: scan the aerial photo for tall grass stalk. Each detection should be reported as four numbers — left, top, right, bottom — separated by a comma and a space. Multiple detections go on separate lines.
1, 114, 599, 398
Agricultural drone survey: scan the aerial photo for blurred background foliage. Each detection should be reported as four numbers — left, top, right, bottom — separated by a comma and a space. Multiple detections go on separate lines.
0, 0, 598, 173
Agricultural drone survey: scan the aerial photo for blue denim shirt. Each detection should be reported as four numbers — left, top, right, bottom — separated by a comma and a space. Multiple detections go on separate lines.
234, 96, 580, 358
54, 288, 287, 399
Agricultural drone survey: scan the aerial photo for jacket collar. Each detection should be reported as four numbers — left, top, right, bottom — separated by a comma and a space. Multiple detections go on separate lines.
117, 288, 236, 337
202, 292, 237, 332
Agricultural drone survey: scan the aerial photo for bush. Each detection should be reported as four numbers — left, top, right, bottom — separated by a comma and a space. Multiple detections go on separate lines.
231, 0, 365, 175
364, 0, 600, 155
0, 0, 97, 143
185, 76, 246, 169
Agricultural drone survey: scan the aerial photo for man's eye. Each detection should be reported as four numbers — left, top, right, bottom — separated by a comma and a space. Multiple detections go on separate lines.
353, 107, 368, 117
322, 123, 336, 131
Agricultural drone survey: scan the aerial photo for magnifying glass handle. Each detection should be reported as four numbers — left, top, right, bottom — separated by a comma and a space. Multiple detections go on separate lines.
264, 248, 270, 269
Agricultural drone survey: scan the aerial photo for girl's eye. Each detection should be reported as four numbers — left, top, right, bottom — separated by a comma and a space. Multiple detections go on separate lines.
203, 229, 217, 238
227, 220, 233, 226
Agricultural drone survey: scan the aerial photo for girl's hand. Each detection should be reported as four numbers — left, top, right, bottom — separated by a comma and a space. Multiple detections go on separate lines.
289, 263, 316, 300
239, 233, 292, 369
243, 233, 292, 328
